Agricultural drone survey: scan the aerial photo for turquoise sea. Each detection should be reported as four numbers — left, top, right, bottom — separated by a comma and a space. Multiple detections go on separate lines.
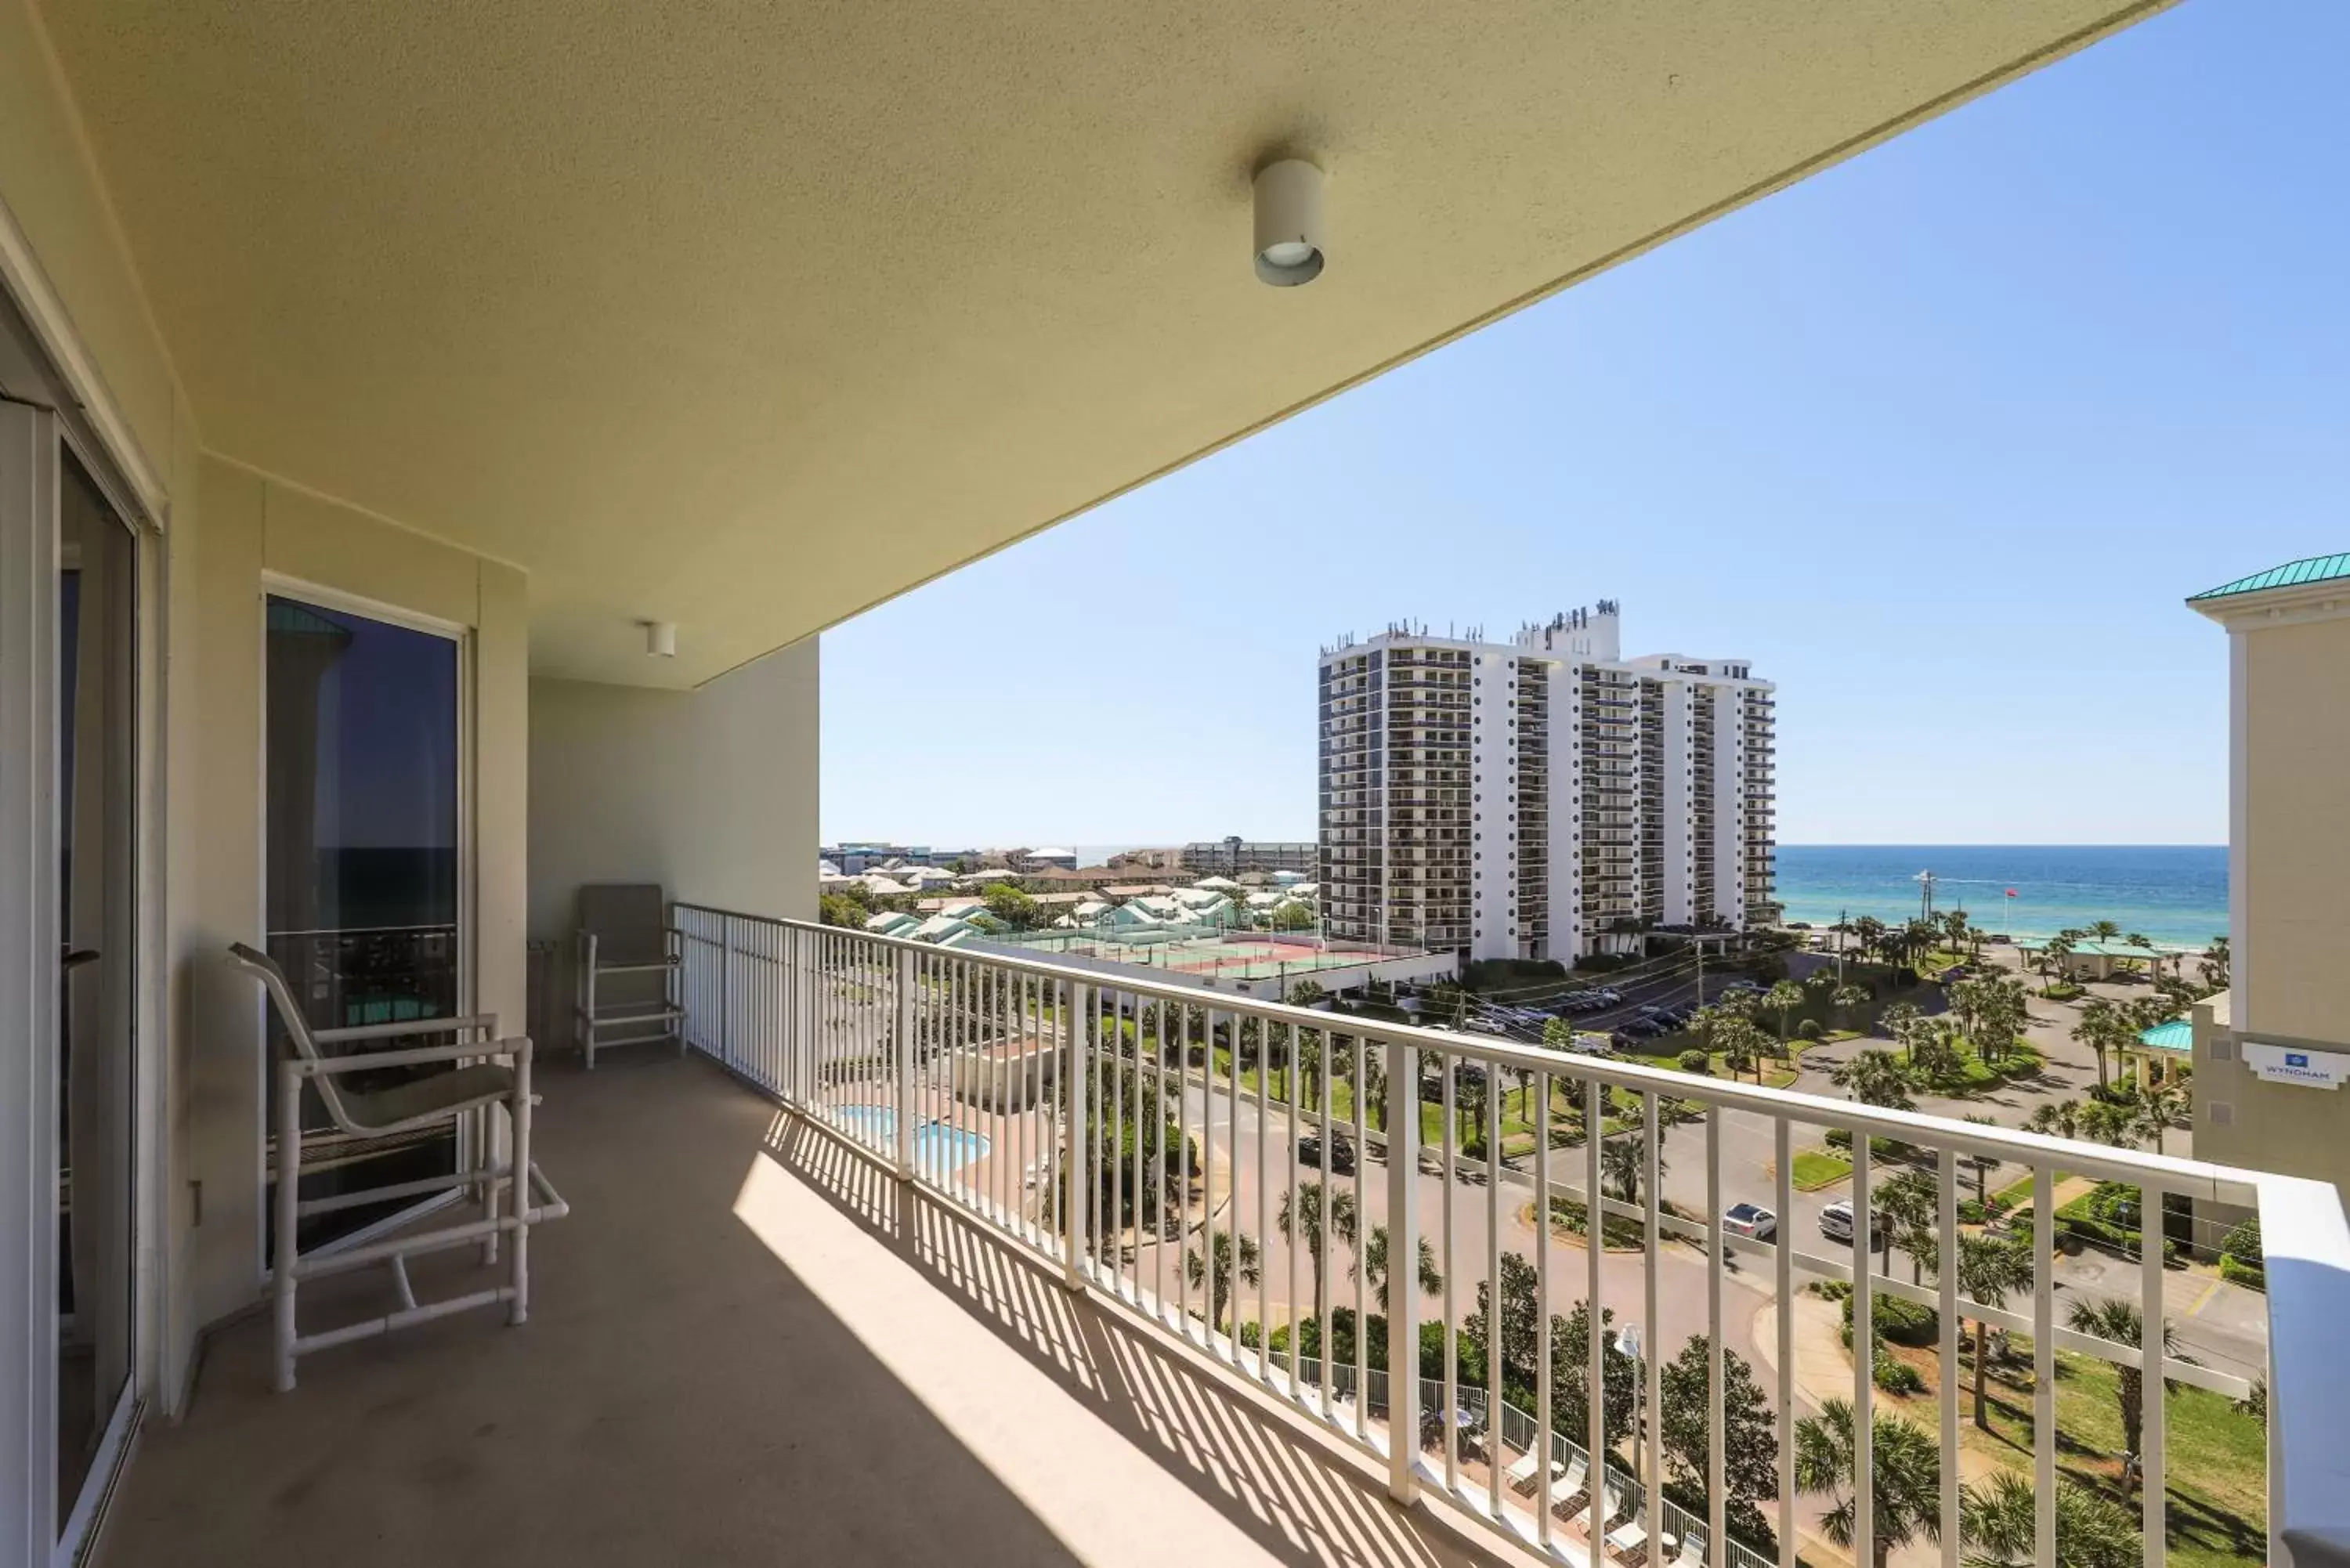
1771, 845, 2226, 951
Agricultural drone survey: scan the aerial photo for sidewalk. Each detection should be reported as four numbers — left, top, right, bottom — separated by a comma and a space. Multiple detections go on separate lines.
1749, 1294, 2008, 1488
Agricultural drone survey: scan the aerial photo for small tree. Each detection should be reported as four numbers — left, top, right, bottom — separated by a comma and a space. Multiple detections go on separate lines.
1659, 1334, 1780, 1546
1832, 982, 1871, 1032
2199, 935, 2230, 992
1961, 1470, 2140, 1568
1766, 979, 1806, 1042
982, 882, 1042, 930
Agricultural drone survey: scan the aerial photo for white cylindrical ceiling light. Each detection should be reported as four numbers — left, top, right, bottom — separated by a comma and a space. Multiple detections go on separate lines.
644, 620, 678, 658
1253, 158, 1325, 287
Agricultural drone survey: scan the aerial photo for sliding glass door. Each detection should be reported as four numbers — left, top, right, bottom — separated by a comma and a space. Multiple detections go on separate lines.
263, 592, 465, 1254
1, 394, 145, 1563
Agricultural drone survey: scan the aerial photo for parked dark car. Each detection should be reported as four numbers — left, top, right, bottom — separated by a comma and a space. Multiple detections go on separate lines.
1299, 1133, 1357, 1174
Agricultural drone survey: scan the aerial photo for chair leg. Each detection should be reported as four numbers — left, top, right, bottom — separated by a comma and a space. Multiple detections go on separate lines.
273, 1057, 302, 1392
479, 1104, 501, 1266
508, 1046, 533, 1326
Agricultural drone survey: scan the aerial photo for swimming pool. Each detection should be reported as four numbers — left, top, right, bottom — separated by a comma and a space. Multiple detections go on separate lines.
829, 1106, 992, 1173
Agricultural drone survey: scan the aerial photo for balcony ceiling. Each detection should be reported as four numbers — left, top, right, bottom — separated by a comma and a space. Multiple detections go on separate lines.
39, 0, 2166, 686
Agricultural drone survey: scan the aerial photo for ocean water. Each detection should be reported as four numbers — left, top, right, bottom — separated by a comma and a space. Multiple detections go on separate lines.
1772, 845, 2226, 950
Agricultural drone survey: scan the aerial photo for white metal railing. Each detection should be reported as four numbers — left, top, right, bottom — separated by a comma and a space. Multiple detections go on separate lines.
674, 903, 2340, 1568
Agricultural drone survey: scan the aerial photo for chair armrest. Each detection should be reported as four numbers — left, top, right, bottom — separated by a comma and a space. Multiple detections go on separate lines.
295, 1035, 534, 1075
314, 1013, 500, 1044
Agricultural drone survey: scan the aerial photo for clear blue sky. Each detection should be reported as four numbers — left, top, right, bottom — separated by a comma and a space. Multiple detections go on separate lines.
823, 0, 2348, 851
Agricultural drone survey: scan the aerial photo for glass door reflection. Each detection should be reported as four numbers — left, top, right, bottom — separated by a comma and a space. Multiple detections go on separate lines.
57, 450, 136, 1526
264, 594, 462, 1253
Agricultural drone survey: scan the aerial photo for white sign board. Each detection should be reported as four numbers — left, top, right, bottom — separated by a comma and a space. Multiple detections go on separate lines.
2243, 1041, 2350, 1089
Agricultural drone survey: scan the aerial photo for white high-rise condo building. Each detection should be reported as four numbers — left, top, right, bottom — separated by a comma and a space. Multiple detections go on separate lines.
1318, 604, 1777, 963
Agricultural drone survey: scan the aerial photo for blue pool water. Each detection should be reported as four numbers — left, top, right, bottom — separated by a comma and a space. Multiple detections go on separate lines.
830, 1106, 992, 1172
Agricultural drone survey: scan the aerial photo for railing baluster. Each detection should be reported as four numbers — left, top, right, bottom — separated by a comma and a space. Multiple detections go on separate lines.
1940, 1145, 1961, 1568
1486, 1056, 1503, 1525
1256, 1009, 1271, 1385
1386, 1033, 1419, 1505
1643, 1091, 1661, 1555
1536, 1067, 1553, 1554
1351, 1030, 1368, 1443
2143, 1175, 2167, 1566
1774, 1116, 1795, 1568
1585, 1074, 1604, 1542
1707, 1104, 1725, 1561
1177, 1002, 1192, 1335
1441, 1047, 1459, 1496
1853, 1122, 1873, 1568
2034, 1163, 2055, 1568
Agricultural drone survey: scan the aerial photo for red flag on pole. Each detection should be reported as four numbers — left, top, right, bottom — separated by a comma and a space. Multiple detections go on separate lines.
2005, 888, 2018, 898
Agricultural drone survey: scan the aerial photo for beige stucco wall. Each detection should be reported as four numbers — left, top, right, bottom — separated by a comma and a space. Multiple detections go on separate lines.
2239, 615, 2350, 1042
528, 643, 820, 1013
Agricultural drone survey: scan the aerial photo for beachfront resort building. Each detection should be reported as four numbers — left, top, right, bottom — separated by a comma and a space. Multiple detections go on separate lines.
1318, 604, 1777, 962
2187, 554, 2350, 1218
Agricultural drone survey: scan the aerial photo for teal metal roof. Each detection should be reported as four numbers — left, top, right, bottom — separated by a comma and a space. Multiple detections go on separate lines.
2138, 1018, 2193, 1053
2190, 552, 2350, 602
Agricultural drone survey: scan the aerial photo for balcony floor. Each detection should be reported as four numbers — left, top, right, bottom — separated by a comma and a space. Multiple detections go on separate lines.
97, 1053, 1509, 1568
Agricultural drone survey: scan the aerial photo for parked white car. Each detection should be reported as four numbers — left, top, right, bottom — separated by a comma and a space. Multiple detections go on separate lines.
1722, 1201, 1777, 1241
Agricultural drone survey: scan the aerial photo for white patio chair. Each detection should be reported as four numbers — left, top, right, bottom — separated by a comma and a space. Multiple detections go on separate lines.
1604, 1514, 1649, 1560
1506, 1446, 1547, 1494
231, 942, 569, 1390
1672, 1527, 1708, 1568
1547, 1453, 1589, 1511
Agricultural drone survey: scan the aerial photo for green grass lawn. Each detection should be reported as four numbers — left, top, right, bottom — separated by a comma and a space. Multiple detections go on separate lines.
1969, 1346, 2265, 1568
1791, 1148, 1852, 1190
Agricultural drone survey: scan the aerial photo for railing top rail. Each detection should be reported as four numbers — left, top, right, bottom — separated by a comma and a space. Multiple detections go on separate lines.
674, 901, 2265, 1204
2258, 1171, 2350, 1568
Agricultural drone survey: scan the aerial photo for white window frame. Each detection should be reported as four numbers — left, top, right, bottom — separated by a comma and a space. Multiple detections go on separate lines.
253, 574, 479, 1271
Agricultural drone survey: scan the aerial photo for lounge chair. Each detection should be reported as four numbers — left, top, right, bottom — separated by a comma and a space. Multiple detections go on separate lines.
1546, 1454, 1589, 1514
1604, 1513, 1649, 1561
1671, 1528, 1708, 1568
1506, 1446, 1558, 1495
231, 941, 568, 1391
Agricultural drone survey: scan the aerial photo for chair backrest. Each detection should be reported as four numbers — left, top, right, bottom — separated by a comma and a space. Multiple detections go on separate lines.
228, 941, 360, 1131
577, 883, 668, 967
1564, 1454, 1588, 1489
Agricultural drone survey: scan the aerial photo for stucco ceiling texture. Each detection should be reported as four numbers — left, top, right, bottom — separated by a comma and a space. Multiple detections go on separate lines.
40, 0, 2163, 687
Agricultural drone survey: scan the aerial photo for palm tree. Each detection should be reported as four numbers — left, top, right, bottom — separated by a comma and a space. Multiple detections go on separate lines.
2088, 919, 2122, 946
1960, 1469, 2140, 1568
2198, 935, 2230, 992
1851, 916, 1888, 965
1600, 1130, 1657, 1206
1766, 979, 1806, 1043
1832, 983, 1871, 1032
2072, 998, 2122, 1094
1350, 1220, 1444, 1299
2040, 931, 2079, 995
2063, 1296, 2182, 1477
1184, 1229, 1262, 1331
1942, 909, 1973, 964
1877, 1168, 1939, 1281
1277, 1182, 1354, 1337
1957, 1233, 2033, 1428
1794, 1398, 1943, 1568
1831, 1048, 1915, 1111
1878, 1000, 1922, 1060
2026, 1100, 2081, 1142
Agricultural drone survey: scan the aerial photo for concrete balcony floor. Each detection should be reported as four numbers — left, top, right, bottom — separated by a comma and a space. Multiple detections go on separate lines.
97, 1054, 1506, 1568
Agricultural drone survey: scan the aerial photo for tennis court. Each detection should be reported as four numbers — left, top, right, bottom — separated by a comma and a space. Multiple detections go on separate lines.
996, 930, 1384, 981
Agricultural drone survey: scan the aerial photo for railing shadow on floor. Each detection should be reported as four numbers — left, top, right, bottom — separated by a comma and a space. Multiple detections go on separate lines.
762, 1109, 1500, 1568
